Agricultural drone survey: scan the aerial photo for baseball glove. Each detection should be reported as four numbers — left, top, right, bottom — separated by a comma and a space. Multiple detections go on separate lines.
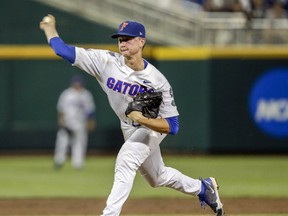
125, 91, 163, 119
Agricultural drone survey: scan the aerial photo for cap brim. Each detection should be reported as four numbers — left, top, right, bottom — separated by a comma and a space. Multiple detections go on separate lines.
111, 33, 138, 38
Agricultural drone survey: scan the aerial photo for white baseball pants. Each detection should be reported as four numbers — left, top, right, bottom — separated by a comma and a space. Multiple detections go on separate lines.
54, 128, 88, 169
101, 122, 201, 216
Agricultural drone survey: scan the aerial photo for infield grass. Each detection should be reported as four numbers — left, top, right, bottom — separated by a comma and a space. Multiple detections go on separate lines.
0, 155, 287, 198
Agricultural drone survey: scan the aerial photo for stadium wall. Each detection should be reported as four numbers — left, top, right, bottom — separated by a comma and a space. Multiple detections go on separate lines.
1, 0, 288, 153
1, 47, 288, 153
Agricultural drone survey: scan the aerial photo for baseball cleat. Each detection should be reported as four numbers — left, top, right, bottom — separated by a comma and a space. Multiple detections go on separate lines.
198, 177, 224, 215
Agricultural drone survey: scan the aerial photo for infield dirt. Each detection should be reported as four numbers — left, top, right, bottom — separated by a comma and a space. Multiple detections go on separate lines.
0, 197, 287, 215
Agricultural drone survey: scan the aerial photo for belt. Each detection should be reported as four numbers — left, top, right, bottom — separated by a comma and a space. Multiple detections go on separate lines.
123, 120, 140, 127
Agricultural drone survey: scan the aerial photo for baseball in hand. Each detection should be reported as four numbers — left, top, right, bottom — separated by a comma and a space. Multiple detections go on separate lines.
43, 16, 51, 23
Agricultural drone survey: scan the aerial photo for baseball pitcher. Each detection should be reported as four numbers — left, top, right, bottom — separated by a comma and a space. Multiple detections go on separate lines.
40, 14, 224, 215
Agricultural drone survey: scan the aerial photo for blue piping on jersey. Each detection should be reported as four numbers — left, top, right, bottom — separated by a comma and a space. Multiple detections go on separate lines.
143, 59, 148, 69
49, 37, 76, 64
165, 116, 179, 135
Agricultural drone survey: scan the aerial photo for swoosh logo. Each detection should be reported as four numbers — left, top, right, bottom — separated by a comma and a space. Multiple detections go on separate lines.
205, 181, 215, 194
143, 80, 151, 84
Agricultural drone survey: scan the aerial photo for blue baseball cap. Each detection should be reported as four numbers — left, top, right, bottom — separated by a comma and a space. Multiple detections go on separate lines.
71, 75, 84, 85
111, 20, 146, 38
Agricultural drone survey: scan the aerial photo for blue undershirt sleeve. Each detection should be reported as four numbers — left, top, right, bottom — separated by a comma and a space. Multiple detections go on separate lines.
165, 116, 179, 135
49, 37, 76, 64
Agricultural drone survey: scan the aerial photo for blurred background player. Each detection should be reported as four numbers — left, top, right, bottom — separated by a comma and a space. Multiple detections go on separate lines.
54, 75, 96, 170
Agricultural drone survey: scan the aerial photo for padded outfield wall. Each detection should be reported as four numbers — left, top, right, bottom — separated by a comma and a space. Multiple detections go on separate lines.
1, 46, 288, 153
152, 47, 288, 153
1, 0, 288, 153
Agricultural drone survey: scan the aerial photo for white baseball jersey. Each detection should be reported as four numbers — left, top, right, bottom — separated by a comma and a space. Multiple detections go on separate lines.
73, 48, 179, 124
57, 87, 95, 130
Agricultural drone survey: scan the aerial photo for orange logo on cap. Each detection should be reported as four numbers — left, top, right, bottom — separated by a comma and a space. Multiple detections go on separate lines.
120, 22, 129, 31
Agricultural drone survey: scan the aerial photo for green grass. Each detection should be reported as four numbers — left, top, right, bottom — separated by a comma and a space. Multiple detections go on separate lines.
0, 155, 287, 198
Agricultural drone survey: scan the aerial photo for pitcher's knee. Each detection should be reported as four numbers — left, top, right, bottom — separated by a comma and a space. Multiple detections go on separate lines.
115, 152, 139, 176
148, 180, 160, 188
144, 170, 168, 188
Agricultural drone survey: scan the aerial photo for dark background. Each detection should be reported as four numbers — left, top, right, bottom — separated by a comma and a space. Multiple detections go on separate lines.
1, 0, 288, 153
